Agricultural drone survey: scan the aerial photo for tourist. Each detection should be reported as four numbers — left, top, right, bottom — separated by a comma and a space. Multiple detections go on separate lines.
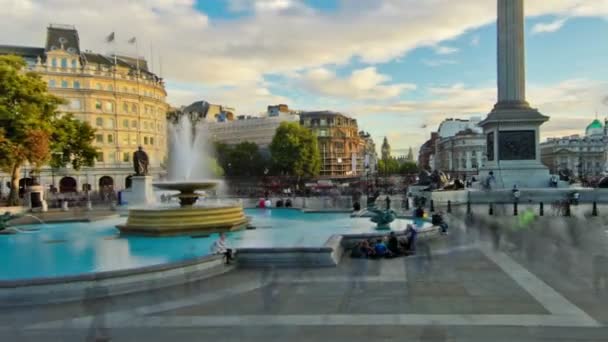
401, 224, 418, 254
373, 238, 392, 258
353, 201, 361, 211
285, 199, 292, 208
210, 232, 234, 264
431, 212, 449, 235
359, 240, 375, 258
414, 206, 425, 228
264, 198, 272, 208
387, 231, 403, 255
258, 198, 266, 208
276, 199, 284, 208
485, 171, 496, 190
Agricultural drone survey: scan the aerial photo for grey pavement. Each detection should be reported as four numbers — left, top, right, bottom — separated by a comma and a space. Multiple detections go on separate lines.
2, 214, 608, 341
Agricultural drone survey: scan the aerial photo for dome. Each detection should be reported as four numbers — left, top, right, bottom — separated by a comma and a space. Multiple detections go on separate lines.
587, 119, 603, 130
586, 119, 604, 136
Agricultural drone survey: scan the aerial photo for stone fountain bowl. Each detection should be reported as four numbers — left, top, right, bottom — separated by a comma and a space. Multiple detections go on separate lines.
153, 180, 218, 193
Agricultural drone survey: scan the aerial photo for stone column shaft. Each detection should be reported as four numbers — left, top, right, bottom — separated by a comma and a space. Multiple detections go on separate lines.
497, 0, 526, 105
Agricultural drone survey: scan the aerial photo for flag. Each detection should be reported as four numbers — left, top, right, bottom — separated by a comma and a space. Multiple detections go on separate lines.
128, 37, 137, 44
106, 32, 115, 43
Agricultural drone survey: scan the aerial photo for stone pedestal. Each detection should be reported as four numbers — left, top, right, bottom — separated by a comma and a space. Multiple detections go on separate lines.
127, 176, 156, 207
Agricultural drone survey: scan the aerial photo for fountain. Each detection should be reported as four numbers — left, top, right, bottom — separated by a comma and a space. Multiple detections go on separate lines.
117, 114, 248, 236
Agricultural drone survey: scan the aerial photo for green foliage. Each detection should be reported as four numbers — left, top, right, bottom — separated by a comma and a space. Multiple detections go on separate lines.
399, 161, 419, 175
0, 55, 97, 205
378, 158, 400, 175
269, 122, 320, 179
50, 114, 97, 170
214, 141, 266, 177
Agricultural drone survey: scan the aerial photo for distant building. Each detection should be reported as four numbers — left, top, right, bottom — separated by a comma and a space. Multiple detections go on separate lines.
418, 132, 439, 170
434, 129, 485, 179
0, 24, 168, 195
267, 104, 297, 117
540, 118, 608, 177
180, 101, 235, 123
206, 111, 299, 149
300, 111, 365, 178
359, 131, 378, 175
381, 137, 391, 161
418, 117, 485, 178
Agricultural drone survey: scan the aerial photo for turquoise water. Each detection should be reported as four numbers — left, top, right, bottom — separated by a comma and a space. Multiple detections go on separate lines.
0, 209, 423, 281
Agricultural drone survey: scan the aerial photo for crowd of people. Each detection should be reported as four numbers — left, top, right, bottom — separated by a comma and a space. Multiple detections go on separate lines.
351, 228, 418, 259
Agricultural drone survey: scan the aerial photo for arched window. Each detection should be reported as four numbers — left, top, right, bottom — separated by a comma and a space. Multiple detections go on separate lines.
71, 59, 77, 68
51, 58, 57, 67
60, 58, 67, 68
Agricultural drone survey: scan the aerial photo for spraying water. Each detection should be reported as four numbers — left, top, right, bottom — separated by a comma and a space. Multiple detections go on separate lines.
167, 115, 216, 181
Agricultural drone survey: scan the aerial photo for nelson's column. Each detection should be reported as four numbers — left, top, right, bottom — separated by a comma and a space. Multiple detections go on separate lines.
478, 0, 551, 188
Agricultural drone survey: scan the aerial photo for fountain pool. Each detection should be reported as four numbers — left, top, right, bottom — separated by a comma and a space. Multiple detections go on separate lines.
0, 209, 428, 281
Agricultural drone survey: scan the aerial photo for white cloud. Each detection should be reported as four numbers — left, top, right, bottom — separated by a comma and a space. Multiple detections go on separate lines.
294, 67, 416, 100
422, 59, 458, 67
532, 18, 568, 34
434, 45, 459, 55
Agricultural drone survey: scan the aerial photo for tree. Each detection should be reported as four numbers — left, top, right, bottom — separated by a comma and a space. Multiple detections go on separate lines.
214, 141, 267, 177
378, 158, 400, 175
399, 161, 419, 175
0, 55, 97, 205
269, 122, 320, 180
49, 114, 98, 171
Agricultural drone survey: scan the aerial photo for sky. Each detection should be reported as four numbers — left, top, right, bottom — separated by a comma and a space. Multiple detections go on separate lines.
1, 0, 608, 156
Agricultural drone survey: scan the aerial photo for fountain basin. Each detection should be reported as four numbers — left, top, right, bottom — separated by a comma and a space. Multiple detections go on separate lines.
117, 205, 249, 236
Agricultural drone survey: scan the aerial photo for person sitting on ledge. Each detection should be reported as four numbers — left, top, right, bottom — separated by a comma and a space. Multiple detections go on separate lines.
373, 238, 394, 258
210, 232, 234, 265
400, 224, 418, 254
387, 231, 403, 256
276, 199, 284, 208
264, 198, 272, 208
258, 198, 266, 208
285, 198, 292, 208
431, 212, 449, 235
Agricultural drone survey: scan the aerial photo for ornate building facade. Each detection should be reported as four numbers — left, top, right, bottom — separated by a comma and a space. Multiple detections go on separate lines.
300, 111, 365, 178
0, 24, 168, 196
540, 119, 608, 178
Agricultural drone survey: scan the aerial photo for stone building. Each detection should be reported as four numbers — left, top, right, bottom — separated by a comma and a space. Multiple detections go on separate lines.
359, 131, 378, 175
0, 24, 168, 196
300, 111, 365, 178
540, 119, 608, 178
434, 129, 486, 179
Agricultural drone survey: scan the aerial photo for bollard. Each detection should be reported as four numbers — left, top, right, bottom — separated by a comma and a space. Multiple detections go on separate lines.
467, 201, 472, 215
489, 203, 494, 216
513, 202, 518, 216
564, 202, 571, 217
430, 200, 435, 213
539, 202, 544, 216
447, 200, 452, 214
592, 201, 598, 217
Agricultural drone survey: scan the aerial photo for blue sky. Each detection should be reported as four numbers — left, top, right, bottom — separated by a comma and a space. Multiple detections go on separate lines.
3, 0, 607, 155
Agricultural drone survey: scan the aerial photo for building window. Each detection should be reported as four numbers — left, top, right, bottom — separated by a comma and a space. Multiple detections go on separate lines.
107, 134, 114, 143
96, 117, 103, 127
95, 134, 104, 143
96, 152, 104, 162
131, 87, 136, 93
144, 121, 148, 130
49, 79, 56, 88
61, 80, 68, 88
104, 102, 114, 113
123, 103, 129, 113
51, 58, 57, 67
109, 151, 116, 162
123, 152, 130, 162
123, 119, 129, 128
107, 84, 113, 91
71, 59, 77, 69
130, 134, 137, 145
95, 101, 102, 110
131, 104, 138, 114
131, 120, 137, 128
73, 81, 80, 89
157, 123, 161, 131
150, 137, 154, 145
144, 137, 149, 145
60, 58, 68, 68
96, 83, 102, 90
